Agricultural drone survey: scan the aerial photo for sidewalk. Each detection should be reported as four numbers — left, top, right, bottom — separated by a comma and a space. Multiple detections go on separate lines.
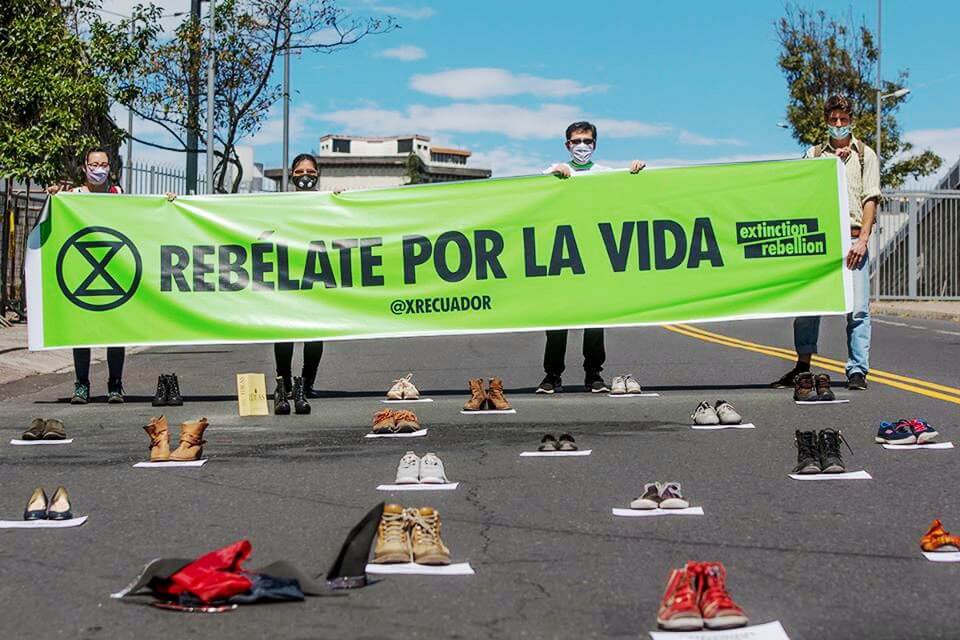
871, 300, 960, 324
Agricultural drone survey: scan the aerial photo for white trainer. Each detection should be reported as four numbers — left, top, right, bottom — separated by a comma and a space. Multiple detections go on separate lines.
691, 401, 720, 425
395, 451, 421, 484
714, 400, 742, 425
624, 374, 643, 394
610, 376, 627, 395
419, 452, 448, 484
658, 482, 689, 509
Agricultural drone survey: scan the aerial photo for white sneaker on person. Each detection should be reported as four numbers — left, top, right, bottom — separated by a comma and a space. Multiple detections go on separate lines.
610, 376, 627, 395
395, 451, 421, 484
714, 400, 742, 425
419, 452, 448, 484
691, 401, 720, 425
624, 374, 643, 394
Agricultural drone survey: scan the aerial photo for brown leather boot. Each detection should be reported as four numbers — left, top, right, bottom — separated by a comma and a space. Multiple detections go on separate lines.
169, 417, 209, 461
486, 377, 512, 410
143, 416, 170, 461
463, 378, 486, 411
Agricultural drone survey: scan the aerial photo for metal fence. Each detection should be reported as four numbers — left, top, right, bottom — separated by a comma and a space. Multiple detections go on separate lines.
1, 186, 46, 318
125, 162, 208, 195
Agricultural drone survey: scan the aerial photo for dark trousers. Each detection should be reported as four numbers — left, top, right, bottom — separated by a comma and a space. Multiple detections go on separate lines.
73, 347, 125, 386
543, 329, 605, 377
274, 341, 324, 384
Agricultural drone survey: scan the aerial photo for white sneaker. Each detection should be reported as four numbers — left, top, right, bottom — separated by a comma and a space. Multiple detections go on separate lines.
419, 452, 448, 484
624, 374, 643, 394
401, 374, 420, 399
714, 400, 741, 425
395, 451, 420, 484
691, 401, 720, 425
658, 482, 689, 509
630, 482, 662, 509
610, 376, 627, 395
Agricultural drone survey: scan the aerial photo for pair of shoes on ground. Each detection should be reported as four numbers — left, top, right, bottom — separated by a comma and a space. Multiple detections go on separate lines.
274, 376, 310, 415
143, 416, 209, 462
773, 366, 867, 392
921, 519, 960, 552
373, 409, 421, 434
691, 401, 741, 425
21, 418, 66, 441
23, 486, 72, 521
538, 433, 577, 451
536, 372, 609, 394
386, 373, 420, 400
373, 503, 450, 565
71, 379, 124, 405
610, 374, 643, 395
792, 372, 837, 401
875, 418, 939, 445
631, 482, 689, 510
395, 451, 448, 484
793, 428, 851, 474
657, 561, 748, 631
464, 378, 512, 410
151, 373, 184, 407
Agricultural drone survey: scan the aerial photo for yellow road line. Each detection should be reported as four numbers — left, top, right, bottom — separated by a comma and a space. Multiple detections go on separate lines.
663, 323, 960, 406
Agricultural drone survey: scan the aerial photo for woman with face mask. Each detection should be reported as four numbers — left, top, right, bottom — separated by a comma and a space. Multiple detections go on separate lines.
273, 153, 323, 415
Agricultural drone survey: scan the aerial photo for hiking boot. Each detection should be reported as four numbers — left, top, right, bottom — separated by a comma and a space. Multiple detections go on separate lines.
373, 504, 411, 564
875, 421, 917, 445
921, 519, 960, 552
393, 409, 420, 433
42, 419, 66, 440
292, 376, 311, 415
143, 416, 171, 462
818, 428, 848, 473
536, 374, 562, 394
395, 451, 420, 484
793, 372, 817, 401
814, 373, 835, 401
692, 401, 720, 425
372, 409, 397, 433
584, 372, 609, 393
169, 417, 209, 461
21, 418, 47, 441
771, 365, 807, 389
486, 377, 512, 410
463, 378, 487, 410
793, 430, 820, 474
847, 372, 868, 390
631, 483, 662, 510
658, 482, 689, 509
409, 506, 451, 565
166, 373, 183, 406
23, 488, 49, 521
71, 383, 89, 405
46, 486, 73, 520
624, 374, 643, 394
688, 562, 748, 630
152, 375, 169, 407
610, 376, 627, 395
274, 376, 291, 415
656, 568, 703, 631
107, 378, 125, 404
714, 400, 741, 425
419, 453, 448, 484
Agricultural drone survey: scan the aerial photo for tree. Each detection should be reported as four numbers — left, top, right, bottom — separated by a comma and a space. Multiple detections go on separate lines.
405, 152, 424, 185
775, 5, 942, 189
87, 0, 397, 193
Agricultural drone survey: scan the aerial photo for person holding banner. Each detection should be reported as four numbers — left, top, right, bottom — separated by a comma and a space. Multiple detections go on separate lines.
772, 95, 880, 391
536, 121, 646, 394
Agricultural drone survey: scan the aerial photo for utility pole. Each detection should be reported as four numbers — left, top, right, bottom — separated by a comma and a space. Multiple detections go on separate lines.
281, 11, 290, 192
875, 0, 882, 172
125, 20, 134, 193
205, 0, 216, 193
185, 0, 201, 194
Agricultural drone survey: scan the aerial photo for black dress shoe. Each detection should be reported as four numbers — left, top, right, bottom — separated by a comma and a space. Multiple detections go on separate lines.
24, 487, 49, 520
46, 486, 73, 520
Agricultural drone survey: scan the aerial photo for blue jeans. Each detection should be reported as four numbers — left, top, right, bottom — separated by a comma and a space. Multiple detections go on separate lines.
793, 250, 871, 377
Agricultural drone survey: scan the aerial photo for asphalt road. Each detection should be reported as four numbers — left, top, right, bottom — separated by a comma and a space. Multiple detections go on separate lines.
1, 315, 959, 640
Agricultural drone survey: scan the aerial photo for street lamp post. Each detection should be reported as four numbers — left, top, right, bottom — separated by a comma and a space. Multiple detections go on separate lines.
282, 16, 290, 192
205, 0, 216, 194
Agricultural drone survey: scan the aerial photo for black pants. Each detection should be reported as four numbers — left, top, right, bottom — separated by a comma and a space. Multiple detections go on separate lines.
274, 341, 324, 384
73, 347, 125, 387
543, 329, 605, 377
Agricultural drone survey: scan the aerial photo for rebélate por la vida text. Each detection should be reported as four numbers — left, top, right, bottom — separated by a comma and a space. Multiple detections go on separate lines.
159, 218, 724, 292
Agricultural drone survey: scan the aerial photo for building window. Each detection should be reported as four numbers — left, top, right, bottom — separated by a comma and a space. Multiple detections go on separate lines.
332, 139, 351, 153
431, 152, 467, 166
397, 138, 413, 153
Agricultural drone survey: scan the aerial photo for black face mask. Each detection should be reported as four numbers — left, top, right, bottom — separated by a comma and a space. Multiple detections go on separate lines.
293, 174, 318, 191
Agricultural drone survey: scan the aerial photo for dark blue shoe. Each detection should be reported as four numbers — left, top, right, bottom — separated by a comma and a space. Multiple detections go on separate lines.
875, 421, 916, 445
23, 488, 48, 520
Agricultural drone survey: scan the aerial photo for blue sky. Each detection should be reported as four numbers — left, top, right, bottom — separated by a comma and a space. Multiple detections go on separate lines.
107, 0, 960, 181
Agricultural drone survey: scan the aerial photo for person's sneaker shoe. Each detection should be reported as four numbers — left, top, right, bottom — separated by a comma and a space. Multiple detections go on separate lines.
274, 376, 291, 415
373, 504, 411, 563
152, 375, 169, 407
658, 482, 689, 509
688, 561, 748, 630
584, 372, 609, 393
631, 483, 662, 510
610, 376, 627, 396
21, 418, 47, 441
42, 419, 66, 440
692, 401, 720, 425
395, 451, 420, 484
485, 378, 512, 410
903, 418, 939, 444
107, 379, 125, 404
536, 374, 562, 394
847, 372, 868, 390
386, 375, 407, 400
624, 374, 643, 394
463, 378, 487, 410
714, 400, 741, 425
656, 568, 703, 631
814, 373, 835, 401
793, 372, 817, 401
408, 506, 451, 565
71, 383, 89, 405
166, 373, 184, 406
921, 519, 960, 552
393, 409, 420, 433
372, 409, 397, 433
771, 365, 808, 388
818, 428, 849, 473
875, 421, 917, 445
419, 452, 448, 484
793, 430, 821, 474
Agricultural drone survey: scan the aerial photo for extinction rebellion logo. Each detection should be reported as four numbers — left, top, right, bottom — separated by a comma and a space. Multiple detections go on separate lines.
736, 218, 827, 259
56, 226, 142, 311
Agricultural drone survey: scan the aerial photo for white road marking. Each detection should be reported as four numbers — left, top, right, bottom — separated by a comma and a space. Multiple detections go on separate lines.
935, 330, 960, 337
874, 319, 909, 327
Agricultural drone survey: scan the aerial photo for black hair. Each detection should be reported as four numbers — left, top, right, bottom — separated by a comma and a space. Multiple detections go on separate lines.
291, 153, 318, 171
84, 147, 111, 164
565, 121, 597, 141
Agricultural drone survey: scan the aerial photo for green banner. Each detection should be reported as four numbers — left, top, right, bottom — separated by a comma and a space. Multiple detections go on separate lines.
26, 158, 851, 349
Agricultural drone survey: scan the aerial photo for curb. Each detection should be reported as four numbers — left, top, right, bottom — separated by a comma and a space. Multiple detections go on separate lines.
870, 303, 960, 324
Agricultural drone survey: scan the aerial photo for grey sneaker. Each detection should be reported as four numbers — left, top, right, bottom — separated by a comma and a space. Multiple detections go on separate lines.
658, 482, 689, 509
419, 452, 448, 484
714, 400, 742, 425
630, 483, 662, 509
692, 401, 720, 425
395, 451, 420, 484
610, 376, 627, 395
624, 374, 643, 394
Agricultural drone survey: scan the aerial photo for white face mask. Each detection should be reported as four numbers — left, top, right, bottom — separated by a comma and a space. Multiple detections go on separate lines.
569, 143, 594, 165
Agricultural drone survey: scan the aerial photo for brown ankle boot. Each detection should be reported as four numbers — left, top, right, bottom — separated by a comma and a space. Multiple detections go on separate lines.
486, 377, 511, 410
463, 378, 487, 411
143, 416, 170, 461
169, 417, 209, 461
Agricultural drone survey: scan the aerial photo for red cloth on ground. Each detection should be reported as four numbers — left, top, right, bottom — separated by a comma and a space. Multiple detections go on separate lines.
158, 540, 254, 603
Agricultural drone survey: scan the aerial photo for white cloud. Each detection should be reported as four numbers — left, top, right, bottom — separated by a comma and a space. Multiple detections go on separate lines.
410, 68, 607, 100
359, 1, 435, 20
380, 45, 427, 61
678, 130, 746, 147
901, 127, 960, 188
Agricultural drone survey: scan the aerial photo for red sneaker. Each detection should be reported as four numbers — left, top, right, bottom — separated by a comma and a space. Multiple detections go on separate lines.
656, 568, 703, 631
688, 561, 748, 630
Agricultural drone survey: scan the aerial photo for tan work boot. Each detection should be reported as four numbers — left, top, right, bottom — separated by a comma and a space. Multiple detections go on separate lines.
169, 417, 209, 461
143, 416, 170, 461
393, 409, 420, 433
372, 409, 397, 433
485, 377, 512, 410
373, 503, 412, 563
463, 378, 487, 411
409, 506, 451, 565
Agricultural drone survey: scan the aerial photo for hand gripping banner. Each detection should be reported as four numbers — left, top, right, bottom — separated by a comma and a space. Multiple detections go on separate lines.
26, 158, 851, 349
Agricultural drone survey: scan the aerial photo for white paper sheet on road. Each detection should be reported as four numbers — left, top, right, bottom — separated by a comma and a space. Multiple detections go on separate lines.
381, 398, 434, 404
882, 442, 953, 450
377, 483, 459, 491
520, 450, 592, 457
365, 562, 474, 575
0, 516, 88, 528
649, 620, 791, 640
607, 393, 661, 398
691, 423, 756, 430
460, 409, 517, 415
364, 429, 428, 438
10, 438, 74, 445
789, 470, 871, 480
795, 399, 850, 405
612, 506, 704, 517
133, 459, 208, 468
922, 551, 960, 562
